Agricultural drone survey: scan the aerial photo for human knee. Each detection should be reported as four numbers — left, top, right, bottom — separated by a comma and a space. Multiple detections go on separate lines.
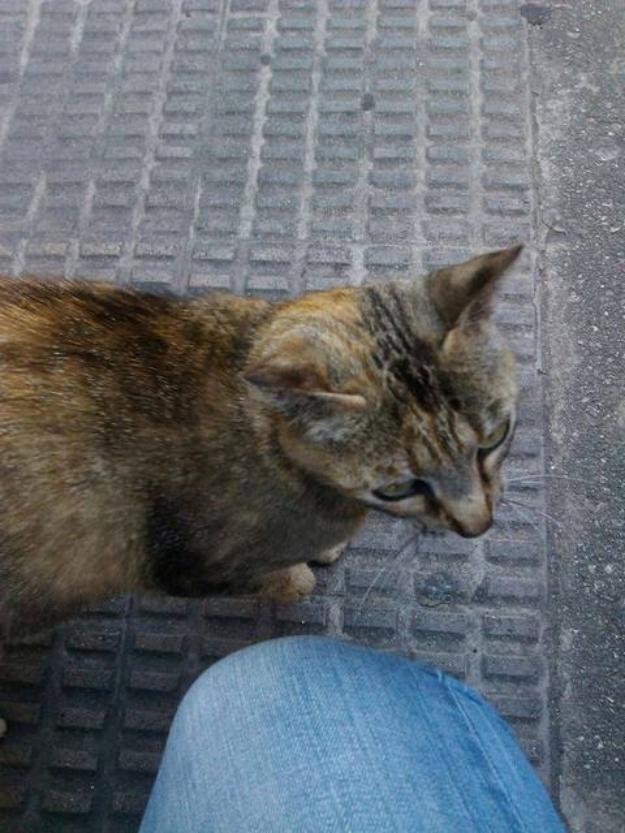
175, 636, 333, 720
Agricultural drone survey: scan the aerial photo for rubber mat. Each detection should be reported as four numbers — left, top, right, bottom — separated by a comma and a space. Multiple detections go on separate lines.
0, 1, 548, 830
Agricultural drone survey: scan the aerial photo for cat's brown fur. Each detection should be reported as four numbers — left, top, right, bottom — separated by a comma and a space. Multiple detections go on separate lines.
0, 247, 521, 654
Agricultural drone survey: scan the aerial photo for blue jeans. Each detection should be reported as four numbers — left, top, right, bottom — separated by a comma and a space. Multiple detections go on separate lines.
139, 636, 566, 832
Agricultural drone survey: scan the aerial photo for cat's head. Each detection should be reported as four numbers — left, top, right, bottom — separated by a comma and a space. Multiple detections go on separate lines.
245, 247, 522, 538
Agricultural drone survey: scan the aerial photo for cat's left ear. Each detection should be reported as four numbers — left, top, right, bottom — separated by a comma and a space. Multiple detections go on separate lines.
427, 246, 523, 330
244, 336, 367, 413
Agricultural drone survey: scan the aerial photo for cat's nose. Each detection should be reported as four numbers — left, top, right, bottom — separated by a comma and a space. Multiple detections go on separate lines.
444, 496, 493, 538
454, 514, 493, 538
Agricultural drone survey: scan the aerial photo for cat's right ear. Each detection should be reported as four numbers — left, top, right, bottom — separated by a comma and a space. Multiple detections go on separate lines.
244, 337, 367, 413
244, 362, 366, 412
427, 246, 522, 329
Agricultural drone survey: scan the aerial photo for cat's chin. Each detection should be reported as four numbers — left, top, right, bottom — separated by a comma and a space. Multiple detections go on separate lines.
418, 525, 447, 537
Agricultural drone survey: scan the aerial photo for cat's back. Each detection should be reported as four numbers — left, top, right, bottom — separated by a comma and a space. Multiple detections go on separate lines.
0, 278, 180, 347
0, 277, 268, 377
0, 278, 270, 452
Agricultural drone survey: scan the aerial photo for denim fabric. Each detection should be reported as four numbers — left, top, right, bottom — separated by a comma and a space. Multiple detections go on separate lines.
139, 636, 566, 833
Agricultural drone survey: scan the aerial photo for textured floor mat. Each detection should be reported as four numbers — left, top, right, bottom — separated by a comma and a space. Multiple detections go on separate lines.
0, 1, 548, 830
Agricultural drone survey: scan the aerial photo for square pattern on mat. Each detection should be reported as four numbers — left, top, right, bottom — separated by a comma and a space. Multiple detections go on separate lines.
0, 1, 547, 830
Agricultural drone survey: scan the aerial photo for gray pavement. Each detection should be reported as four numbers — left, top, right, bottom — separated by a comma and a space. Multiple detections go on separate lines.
530, 2, 625, 831
0, 1, 621, 831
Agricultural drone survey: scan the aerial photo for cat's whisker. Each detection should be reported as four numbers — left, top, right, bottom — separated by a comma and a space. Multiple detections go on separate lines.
356, 529, 420, 614
501, 499, 580, 550
505, 475, 620, 503
505, 474, 619, 492
500, 500, 544, 540
355, 540, 413, 616
502, 497, 566, 531
497, 502, 576, 553
505, 474, 588, 484
509, 474, 570, 478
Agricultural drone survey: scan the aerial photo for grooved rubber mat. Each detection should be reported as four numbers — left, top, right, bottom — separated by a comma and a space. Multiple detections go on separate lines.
0, 1, 548, 830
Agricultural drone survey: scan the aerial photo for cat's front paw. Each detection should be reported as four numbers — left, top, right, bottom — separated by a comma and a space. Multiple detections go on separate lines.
257, 564, 316, 603
312, 541, 349, 566
0, 718, 6, 739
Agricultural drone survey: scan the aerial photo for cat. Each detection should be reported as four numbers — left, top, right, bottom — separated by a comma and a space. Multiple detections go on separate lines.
0, 245, 521, 734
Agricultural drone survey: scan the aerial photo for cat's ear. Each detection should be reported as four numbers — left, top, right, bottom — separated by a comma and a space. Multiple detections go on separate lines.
244, 339, 367, 412
427, 246, 522, 329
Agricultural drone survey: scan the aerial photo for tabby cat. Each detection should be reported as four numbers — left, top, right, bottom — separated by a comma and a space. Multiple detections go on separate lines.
0, 247, 520, 669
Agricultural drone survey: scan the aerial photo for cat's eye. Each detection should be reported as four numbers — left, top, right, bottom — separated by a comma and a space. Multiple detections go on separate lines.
373, 479, 434, 502
480, 419, 511, 454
